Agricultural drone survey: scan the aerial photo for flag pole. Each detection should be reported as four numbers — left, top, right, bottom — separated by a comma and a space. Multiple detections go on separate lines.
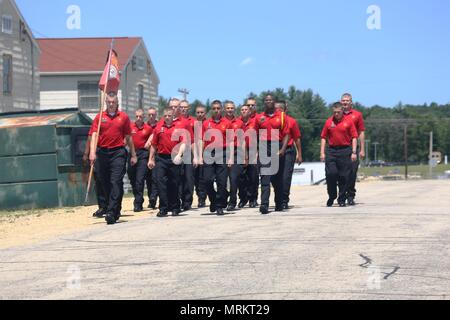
85, 39, 115, 204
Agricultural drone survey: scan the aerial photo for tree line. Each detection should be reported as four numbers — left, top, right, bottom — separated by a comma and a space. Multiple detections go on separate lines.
158, 86, 450, 163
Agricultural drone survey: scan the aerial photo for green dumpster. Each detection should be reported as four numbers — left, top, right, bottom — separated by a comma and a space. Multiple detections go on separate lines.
0, 108, 97, 210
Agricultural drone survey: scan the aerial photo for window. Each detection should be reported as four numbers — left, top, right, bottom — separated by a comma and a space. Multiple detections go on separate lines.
78, 82, 100, 110
138, 84, 144, 109
137, 56, 145, 71
2, 15, 13, 34
2, 54, 12, 95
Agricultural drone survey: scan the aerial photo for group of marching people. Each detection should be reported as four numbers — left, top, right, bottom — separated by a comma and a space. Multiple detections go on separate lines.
84, 91, 364, 225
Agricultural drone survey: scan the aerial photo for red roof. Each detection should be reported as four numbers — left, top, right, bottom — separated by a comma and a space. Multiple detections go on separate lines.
37, 37, 141, 73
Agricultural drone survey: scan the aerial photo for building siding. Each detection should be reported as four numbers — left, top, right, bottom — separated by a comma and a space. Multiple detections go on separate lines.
39, 41, 160, 119
0, 0, 40, 113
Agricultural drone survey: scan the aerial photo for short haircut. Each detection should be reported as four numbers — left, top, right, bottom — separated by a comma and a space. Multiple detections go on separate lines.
196, 104, 206, 110
333, 102, 344, 109
148, 107, 157, 113
180, 100, 190, 105
135, 108, 144, 114
164, 106, 174, 113
211, 100, 222, 107
341, 93, 353, 100
224, 100, 235, 108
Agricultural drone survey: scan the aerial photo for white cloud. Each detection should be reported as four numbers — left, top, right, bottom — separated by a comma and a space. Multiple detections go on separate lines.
240, 57, 254, 67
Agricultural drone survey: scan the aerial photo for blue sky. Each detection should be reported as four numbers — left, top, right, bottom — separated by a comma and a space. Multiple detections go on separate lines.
16, 0, 450, 107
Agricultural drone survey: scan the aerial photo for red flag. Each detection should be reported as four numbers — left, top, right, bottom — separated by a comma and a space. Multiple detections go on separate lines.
99, 49, 120, 93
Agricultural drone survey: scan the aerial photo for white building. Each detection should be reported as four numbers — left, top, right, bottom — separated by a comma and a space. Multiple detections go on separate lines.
0, 0, 40, 113
38, 37, 160, 118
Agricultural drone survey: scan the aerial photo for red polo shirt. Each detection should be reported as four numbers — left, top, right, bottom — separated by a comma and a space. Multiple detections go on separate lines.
202, 117, 229, 149
225, 116, 244, 148
286, 115, 301, 147
254, 110, 290, 142
344, 109, 365, 134
90, 111, 132, 149
131, 122, 152, 150
152, 122, 186, 155
241, 116, 258, 149
321, 117, 358, 147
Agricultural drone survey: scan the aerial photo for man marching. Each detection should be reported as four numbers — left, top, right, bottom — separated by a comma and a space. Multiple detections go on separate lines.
89, 92, 137, 225
341, 93, 366, 206
255, 95, 290, 214
193, 104, 208, 208
148, 107, 187, 217
127, 108, 152, 213
145, 107, 159, 209
320, 102, 358, 207
275, 101, 303, 210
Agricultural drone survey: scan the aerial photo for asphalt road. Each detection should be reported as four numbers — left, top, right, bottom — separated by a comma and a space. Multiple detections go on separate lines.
1, 180, 450, 300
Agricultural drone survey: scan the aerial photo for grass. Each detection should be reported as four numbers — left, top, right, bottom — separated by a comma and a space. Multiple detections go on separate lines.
360, 164, 450, 178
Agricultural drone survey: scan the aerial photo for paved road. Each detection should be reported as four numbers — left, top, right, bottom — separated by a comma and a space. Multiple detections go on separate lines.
1, 180, 450, 300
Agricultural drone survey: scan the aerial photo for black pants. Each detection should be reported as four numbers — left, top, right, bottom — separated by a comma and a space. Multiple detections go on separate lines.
97, 147, 127, 216
94, 160, 107, 210
325, 147, 352, 203
203, 151, 228, 209
180, 163, 195, 207
228, 157, 244, 207
194, 165, 207, 202
155, 154, 181, 213
146, 168, 158, 203
260, 141, 285, 208
346, 148, 360, 200
282, 146, 297, 206
238, 164, 259, 203
127, 149, 149, 208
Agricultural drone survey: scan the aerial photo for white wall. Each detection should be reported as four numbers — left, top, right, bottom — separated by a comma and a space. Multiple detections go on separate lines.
291, 162, 326, 186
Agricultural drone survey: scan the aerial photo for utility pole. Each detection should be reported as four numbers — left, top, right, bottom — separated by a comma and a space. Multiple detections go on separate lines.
365, 139, 370, 166
429, 131, 434, 179
404, 125, 408, 180
373, 142, 380, 162
178, 88, 190, 101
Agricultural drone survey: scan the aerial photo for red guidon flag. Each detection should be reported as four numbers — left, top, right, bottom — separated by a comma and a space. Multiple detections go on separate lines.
99, 49, 120, 93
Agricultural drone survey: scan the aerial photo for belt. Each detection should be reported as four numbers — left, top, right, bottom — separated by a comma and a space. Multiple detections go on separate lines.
156, 153, 172, 159
98, 146, 125, 152
328, 146, 351, 150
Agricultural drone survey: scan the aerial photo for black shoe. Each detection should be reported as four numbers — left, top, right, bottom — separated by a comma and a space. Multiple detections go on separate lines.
275, 205, 284, 212
327, 199, 334, 207
210, 205, 217, 213
183, 204, 192, 212
260, 205, 269, 215
134, 206, 143, 213
339, 202, 347, 207
249, 200, 257, 208
157, 211, 168, 217
149, 199, 157, 209
105, 213, 116, 225
282, 203, 289, 210
238, 200, 248, 209
198, 199, 206, 208
227, 205, 236, 212
347, 198, 356, 206
216, 208, 225, 216
172, 209, 181, 216
93, 209, 105, 218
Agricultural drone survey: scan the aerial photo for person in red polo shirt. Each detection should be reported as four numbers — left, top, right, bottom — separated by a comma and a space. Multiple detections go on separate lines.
254, 94, 290, 215
89, 92, 137, 225
148, 107, 187, 217
127, 108, 152, 213
224, 101, 245, 212
193, 104, 208, 208
341, 93, 366, 206
275, 100, 303, 210
199, 100, 229, 216
179, 100, 196, 211
238, 104, 259, 209
320, 102, 358, 208
145, 107, 159, 209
